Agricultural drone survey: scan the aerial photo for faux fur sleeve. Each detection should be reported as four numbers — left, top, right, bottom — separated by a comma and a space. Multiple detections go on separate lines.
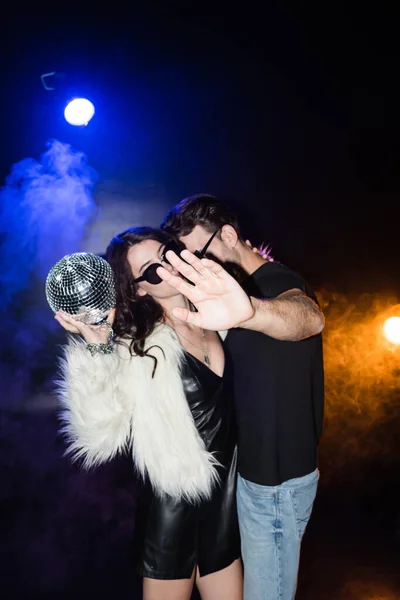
56, 336, 132, 468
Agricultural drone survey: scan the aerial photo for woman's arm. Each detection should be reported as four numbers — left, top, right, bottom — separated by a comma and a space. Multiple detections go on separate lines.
57, 336, 131, 467
54, 310, 132, 468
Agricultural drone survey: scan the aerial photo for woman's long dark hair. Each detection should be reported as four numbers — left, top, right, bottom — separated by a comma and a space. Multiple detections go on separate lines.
106, 227, 182, 374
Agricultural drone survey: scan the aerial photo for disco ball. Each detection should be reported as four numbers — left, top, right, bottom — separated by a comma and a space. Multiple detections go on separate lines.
45, 253, 116, 324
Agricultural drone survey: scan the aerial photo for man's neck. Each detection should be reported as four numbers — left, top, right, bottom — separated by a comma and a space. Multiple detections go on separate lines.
237, 243, 269, 276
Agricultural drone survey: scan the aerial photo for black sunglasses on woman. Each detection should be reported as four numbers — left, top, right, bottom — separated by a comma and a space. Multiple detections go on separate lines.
133, 240, 184, 285
134, 230, 219, 286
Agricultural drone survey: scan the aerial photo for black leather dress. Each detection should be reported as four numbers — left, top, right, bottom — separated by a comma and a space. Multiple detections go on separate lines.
133, 350, 240, 580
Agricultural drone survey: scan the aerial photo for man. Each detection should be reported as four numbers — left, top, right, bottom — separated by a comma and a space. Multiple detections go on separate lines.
159, 194, 324, 600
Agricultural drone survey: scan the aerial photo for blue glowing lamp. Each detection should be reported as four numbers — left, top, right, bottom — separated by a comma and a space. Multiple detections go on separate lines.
64, 98, 95, 126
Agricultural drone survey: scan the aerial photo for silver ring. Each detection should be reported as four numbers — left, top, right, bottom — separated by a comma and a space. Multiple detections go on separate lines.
104, 321, 114, 342
97, 317, 114, 343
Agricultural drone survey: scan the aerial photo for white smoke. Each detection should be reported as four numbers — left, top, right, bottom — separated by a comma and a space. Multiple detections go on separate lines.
0, 139, 98, 307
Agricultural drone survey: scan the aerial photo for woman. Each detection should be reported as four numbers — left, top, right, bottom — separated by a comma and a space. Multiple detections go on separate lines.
55, 227, 244, 600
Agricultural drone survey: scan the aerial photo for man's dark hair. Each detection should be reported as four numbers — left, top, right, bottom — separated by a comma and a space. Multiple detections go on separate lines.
161, 194, 242, 239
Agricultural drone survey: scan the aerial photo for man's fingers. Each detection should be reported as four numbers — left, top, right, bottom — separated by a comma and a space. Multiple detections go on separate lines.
168, 249, 217, 281
164, 251, 203, 283
156, 267, 198, 302
198, 258, 232, 281
181, 250, 222, 279
199, 257, 223, 273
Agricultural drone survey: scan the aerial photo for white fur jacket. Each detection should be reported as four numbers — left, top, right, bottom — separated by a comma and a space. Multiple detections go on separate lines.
57, 324, 222, 503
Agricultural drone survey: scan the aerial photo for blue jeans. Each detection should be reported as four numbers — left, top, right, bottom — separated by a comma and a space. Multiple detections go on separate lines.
237, 469, 319, 600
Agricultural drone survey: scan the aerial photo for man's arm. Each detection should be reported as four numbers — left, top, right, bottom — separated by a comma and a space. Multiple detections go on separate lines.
239, 288, 325, 341
156, 249, 324, 337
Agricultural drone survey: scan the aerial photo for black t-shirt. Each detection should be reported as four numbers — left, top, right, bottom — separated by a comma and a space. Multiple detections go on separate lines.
224, 261, 324, 486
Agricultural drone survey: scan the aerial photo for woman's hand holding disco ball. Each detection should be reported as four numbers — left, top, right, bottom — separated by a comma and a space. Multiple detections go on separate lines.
54, 309, 116, 345
46, 252, 117, 353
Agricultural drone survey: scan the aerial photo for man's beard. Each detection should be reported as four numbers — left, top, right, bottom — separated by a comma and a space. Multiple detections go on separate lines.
223, 262, 249, 283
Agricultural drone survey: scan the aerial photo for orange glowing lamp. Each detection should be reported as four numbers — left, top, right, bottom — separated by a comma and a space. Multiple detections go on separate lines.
383, 316, 400, 345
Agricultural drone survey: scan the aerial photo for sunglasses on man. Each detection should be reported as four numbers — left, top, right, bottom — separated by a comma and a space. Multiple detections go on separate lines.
134, 230, 219, 286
